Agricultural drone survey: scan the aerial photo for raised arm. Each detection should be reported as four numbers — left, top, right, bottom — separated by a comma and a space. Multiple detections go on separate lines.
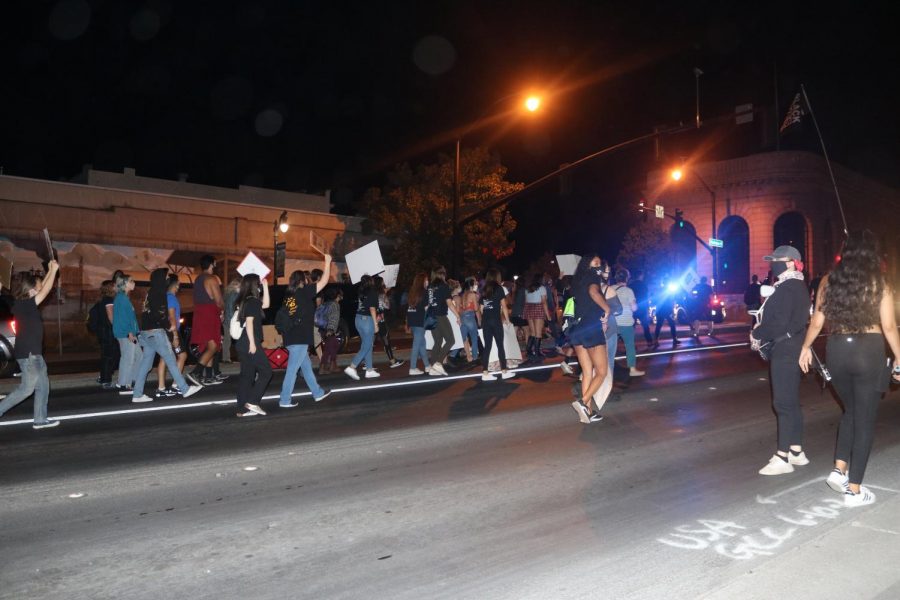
34, 260, 59, 306
260, 279, 270, 310
316, 254, 332, 294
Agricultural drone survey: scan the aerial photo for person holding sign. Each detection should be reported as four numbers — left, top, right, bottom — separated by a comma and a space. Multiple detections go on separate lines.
344, 274, 380, 380
0, 261, 60, 428
235, 274, 271, 416
279, 254, 334, 408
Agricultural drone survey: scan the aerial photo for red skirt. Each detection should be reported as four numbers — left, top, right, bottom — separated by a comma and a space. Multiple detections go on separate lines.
523, 302, 545, 320
190, 303, 222, 349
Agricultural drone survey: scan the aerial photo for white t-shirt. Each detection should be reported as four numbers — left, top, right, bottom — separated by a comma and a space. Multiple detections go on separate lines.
525, 287, 546, 303
614, 284, 636, 326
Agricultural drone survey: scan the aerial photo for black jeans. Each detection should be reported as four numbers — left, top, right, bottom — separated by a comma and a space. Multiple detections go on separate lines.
237, 348, 272, 408
827, 333, 886, 484
770, 342, 804, 452
654, 312, 676, 341
481, 319, 507, 371
633, 309, 653, 343
431, 315, 454, 364
98, 334, 119, 384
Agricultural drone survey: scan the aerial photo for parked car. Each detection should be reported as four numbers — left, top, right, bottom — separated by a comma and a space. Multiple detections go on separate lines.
0, 294, 17, 377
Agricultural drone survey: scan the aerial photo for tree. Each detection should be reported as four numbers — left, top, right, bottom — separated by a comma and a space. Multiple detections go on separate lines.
362, 146, 522, 284
616, 219, 672, 281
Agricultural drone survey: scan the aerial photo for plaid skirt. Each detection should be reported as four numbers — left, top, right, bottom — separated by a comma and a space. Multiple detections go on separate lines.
523, 302, 545, 320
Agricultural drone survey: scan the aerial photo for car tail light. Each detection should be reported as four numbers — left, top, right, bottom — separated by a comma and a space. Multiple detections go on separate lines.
9, 320, 16, 336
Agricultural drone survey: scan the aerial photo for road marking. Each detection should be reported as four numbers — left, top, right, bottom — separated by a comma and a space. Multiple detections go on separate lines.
756, 477, 826, 504
0, 340, 751, 427
851, 522, 899, 535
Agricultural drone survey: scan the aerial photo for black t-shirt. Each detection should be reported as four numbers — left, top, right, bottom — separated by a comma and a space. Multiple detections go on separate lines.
356, 288, 378, 316
630, 280, 648, 309
406, 297, 427, 327
480, 286, 506, 323
428, 282, 451, 316
283, 285, 317, 346
237, 297, 264, 353
13, 297, 42, 359
574, 273, 606, 323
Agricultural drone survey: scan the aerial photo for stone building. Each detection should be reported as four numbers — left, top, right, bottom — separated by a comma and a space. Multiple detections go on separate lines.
644, 150, 900, 298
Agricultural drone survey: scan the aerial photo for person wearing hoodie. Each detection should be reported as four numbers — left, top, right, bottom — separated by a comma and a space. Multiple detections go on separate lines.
130, 269, 203, 403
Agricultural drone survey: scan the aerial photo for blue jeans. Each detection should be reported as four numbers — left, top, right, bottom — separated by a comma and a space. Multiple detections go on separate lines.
117, 336, 143, 387
460, 311, 479, 359
0, 354, 49, 422
606, 318, 618, 375
409, 326, 430, 370
280, 344, 325, 405
132, 330, 190, 398
616, 324, 637, 368
352, 314, 375, 370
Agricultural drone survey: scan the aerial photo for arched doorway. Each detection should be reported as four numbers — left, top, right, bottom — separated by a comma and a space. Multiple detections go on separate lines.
773, 212, 807, 262
670, 221, 697, 274
718, 216, 749, 293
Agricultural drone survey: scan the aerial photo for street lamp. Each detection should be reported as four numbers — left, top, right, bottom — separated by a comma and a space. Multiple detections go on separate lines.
670, 166, 717, 292
273, 210, 289, 284
452, 93, 542, 277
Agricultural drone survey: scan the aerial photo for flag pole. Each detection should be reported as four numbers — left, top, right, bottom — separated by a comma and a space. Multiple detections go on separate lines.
800, 84, 849, 237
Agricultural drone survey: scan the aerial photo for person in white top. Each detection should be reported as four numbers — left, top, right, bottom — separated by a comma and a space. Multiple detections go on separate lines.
612, 269, 645, 377
523, 273, 552, 357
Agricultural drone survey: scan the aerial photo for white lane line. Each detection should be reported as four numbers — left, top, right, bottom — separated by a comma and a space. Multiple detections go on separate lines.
0, 341, 751, 427
850, 522, 900, 535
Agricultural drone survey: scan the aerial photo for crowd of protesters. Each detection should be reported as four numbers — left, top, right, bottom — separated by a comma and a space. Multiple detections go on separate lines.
3, 233, 900, 512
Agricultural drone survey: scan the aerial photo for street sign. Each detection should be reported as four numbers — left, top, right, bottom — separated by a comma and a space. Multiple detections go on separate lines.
655, 204, 665, 219
709, 238, 723, 248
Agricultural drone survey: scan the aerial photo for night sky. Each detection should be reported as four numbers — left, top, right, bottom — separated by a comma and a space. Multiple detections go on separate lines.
3, 1, 898, 269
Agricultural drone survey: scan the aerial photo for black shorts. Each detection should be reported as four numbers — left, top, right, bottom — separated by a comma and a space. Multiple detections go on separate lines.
569, 319, 606, 348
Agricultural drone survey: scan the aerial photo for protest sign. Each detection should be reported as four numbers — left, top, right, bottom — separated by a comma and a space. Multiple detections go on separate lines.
556, 254, 581, 277
345, 241, 385, 284
382, 264, 400, 289
309, 230, 328, 255
237, 251, 271, 280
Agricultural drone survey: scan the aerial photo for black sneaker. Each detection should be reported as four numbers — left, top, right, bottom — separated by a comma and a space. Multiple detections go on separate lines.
389, 360, 406, 369
154, 389, 169, 399
164, 386, 179, 397
185, 372, 202, 386
202, 377, 223, 386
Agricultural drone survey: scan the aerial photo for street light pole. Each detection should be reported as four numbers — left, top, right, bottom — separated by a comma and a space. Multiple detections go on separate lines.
691, 172, 717, 293
452, 138, 461, 278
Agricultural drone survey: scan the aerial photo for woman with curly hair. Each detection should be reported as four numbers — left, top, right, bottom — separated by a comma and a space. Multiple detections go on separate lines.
568, 255, 611, 424
800, 231, 900, 507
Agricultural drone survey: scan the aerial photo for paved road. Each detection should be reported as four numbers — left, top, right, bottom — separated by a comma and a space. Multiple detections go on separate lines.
3, 334, 900, 599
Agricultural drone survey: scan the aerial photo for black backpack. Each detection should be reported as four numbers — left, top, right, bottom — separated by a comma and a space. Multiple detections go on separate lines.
274, 296, 301, 335
86, 300, 105, 334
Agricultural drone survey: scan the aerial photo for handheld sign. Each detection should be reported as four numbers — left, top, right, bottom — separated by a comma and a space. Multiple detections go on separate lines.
556, 254, 581, 277
382, 264, 400, 289
426, 317, 464, 351
309, 230, 328, 255
345, 240, 385, 284
236, 251, 271, 280
0, 254, 12, 291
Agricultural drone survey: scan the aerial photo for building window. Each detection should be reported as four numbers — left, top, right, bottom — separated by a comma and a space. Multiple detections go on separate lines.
773, 212, 807, 262
718, 216, 749, 293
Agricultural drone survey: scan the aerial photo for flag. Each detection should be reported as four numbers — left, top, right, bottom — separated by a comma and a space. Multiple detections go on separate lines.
779, 92, 805, 135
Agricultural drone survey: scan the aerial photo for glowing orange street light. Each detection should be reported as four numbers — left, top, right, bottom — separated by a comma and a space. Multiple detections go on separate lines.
524, 95, 541, 112
670, 168, 683, 181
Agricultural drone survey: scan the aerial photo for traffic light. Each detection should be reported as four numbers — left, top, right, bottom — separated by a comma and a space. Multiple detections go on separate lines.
675, 208, 684, 228
638, 199, 647, 221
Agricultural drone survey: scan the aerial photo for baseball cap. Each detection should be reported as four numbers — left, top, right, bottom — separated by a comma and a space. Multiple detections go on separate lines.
763, 245, 802, 261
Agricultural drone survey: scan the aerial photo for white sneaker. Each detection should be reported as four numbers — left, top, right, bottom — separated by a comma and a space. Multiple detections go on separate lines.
560, 361, 574, 375
826, 468, 850, 494
32, 419, 60, 429
182, 385, 203, 399
571, 401, 591, 424
432, 363, 448, 376
427, 366, 441, 376
629, 367, 646, 377
132, 395, 153, 403
344, 366, 360, 381
500, 370, 515, 380
788, 450, 810, 466
408, 368, 424, 376
244, 403, 266, 416
481, 372, 496, 382
364, 369, 380, 379
759, 454, 794, 475
844, 486, 876, 507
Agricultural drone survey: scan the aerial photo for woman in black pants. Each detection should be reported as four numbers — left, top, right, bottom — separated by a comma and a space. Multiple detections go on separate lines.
800, 231, 900, 507
751, 245, 811, 475
479, 268, 515, 381
427, 266, 457, 376
235, 274, 271, 417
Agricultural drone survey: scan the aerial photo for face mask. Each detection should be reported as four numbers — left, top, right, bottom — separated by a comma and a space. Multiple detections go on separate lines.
771, 261, 790, 277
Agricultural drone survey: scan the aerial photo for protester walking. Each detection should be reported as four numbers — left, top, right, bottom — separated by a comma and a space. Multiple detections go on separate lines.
799, 231, 900, 506
479, 268, 515, 381
235, 274, 271, 416
221, 276, 242, 363
0, 261, 60, 428
374, 275, 405, 369
600, 261, 621, 384
189, 255, 225, 386
427, 266, 456, 376
344, 274, 380, 380
131, 269, 202, 403
629, 270, 653, 348
406, 272, 432, 376
524, 273, 551, 358
750, 245, 811, 475
613, 269, 645, 377
279, 256, 334, 408
744, 274, 762, 326
690, 276, 715, 337
459, 277, 481, 364
155, 274, 190, 398
88, 279, 118, 389
653, 281, 679, 348
568, 255, 611, 423
318, 288, 342, 374
112, 273, 143, 395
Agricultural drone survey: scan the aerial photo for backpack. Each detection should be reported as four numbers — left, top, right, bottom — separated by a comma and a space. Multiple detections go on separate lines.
314, 303, 329, 329
229, 307, 244, 340
274, 296, 301, 335
86, 300, 104, 334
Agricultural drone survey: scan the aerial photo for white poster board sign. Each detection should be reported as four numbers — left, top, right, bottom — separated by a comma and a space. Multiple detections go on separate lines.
345, 241, 385, 284
237, 251, 271, 280
556, 254, 581, 277
425, 316, 464, 351
309, 230, 328, 255
382, 264, 400, 289
478, 322, 523, 365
